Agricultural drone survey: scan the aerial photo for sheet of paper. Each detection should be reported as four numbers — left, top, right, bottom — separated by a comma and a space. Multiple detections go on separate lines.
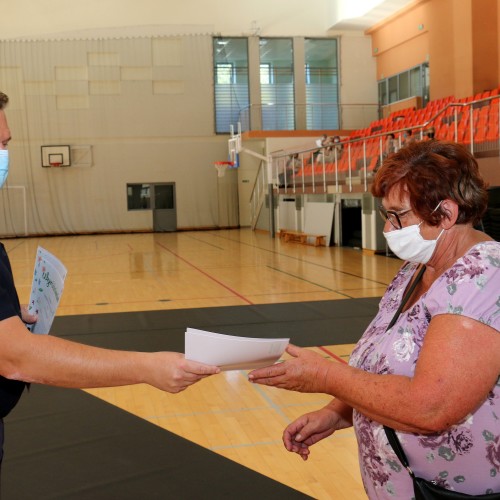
185, 328, 289, 371
27, 246, 67, 334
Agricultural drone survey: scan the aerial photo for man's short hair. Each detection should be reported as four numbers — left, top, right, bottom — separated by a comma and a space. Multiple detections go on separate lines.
0, 93, 9, 110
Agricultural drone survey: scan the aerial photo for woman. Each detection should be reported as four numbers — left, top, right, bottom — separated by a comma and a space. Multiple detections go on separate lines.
249, 140, 500, 497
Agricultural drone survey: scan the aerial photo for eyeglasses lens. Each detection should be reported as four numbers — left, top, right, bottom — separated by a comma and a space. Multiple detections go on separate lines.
378, 207, 402, 230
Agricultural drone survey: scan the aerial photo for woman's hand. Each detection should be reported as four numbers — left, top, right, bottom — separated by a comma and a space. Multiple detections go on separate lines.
248, 344, 334, 394
149, 352, 220, 393
283, 406, 352, 461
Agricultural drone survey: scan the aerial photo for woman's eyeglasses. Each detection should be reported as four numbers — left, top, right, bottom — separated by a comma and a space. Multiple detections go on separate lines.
378, 206, 412, 230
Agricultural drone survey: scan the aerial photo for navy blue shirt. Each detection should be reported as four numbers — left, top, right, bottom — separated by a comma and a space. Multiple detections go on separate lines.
0, 243, 27, 418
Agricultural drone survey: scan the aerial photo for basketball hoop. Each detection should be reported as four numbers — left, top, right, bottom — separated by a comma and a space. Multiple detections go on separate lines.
214, 161, 234, 177
50, 162, 62, 168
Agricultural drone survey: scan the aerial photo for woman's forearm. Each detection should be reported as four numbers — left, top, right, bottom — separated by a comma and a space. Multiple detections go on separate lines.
325, 398, 354, 426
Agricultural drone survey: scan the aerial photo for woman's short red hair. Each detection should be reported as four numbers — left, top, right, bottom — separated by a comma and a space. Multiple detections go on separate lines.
371, 140, 488, 226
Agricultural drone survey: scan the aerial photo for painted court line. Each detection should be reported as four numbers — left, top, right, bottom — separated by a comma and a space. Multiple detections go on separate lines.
209, 230, 390, 287
317, 345, 348, 364
155, 241, 253, 305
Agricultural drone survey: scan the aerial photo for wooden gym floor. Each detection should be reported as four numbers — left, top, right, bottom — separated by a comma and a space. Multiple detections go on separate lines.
5, 229, 402, 499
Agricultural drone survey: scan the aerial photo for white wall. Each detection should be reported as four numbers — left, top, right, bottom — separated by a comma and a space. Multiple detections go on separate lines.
0, 35, 234, 235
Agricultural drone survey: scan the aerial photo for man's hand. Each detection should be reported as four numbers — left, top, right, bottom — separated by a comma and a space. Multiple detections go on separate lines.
149, 352, 220, 393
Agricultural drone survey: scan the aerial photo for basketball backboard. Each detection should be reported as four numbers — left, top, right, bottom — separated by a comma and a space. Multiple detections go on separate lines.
41, 145, 71, 167
228, 123, 241, 165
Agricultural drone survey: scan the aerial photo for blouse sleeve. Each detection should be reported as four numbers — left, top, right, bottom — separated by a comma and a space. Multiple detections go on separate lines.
424, 242, 500, 332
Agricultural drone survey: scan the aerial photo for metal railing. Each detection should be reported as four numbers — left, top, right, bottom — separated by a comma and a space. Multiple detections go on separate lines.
268, 94, 500, 196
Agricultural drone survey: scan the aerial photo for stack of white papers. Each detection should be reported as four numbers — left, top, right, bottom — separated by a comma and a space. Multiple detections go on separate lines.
185, 328, 289, 371
27, 246, 67, 334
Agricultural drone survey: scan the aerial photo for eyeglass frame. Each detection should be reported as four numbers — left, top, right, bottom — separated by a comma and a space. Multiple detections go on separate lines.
378, 205, 413, 230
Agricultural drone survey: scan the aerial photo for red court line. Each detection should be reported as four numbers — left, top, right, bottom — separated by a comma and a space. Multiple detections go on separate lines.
155, 241, 253, 305
318, 345, 348, 364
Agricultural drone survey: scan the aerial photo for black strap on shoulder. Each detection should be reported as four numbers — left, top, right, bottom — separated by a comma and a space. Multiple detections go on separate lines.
386, 264, 426, 331
383, 264, 426, 477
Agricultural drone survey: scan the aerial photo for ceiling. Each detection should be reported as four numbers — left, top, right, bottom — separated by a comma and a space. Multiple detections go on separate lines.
330, 0, 415, 30
214, 1, 417, 63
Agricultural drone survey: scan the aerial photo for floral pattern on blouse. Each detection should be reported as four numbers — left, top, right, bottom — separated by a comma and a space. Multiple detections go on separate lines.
349, 242, 500, 498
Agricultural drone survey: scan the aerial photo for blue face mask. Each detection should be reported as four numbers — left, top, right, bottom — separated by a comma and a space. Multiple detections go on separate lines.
0, 150, 9, 188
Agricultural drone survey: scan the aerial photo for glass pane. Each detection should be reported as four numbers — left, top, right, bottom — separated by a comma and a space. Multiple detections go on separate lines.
127, 184, 151, 210
260, 38, 294, 130
305, 38, 337, 68
388, 76, 398, 103
213, 38, 249, 133
410, 66, 422, 98
260, 63, 271, 85
399, 71, 409, 100
154, 184, 174, 210
216, 63, 234, 84
378, 81, 387, 106
304, 38, 339, 130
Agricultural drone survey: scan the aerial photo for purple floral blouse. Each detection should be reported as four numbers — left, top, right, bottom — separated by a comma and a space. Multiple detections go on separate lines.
349, 241, 500, 498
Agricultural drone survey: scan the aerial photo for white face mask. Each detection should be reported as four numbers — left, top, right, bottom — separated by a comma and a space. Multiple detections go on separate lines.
0, 150, 9, 188
384, 222, 444, 264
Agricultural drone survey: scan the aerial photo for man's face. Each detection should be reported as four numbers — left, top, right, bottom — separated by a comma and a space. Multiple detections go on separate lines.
0, 110, 11, 149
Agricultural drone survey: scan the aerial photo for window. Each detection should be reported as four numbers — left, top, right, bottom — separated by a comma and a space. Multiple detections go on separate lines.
304, 38, 339, 129
378, 63, 429, 108
259, 38, 294, 130
213, 38, 249, 133
127, 184, 151, 210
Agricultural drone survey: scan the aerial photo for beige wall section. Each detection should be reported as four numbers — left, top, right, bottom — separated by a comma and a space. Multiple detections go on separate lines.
472, 0, 499, 95
375, 33, 428, 81
369, 1, 429, 80
498, 4, 500, 85
447, 0, 474, 99
338, 33, 379, 129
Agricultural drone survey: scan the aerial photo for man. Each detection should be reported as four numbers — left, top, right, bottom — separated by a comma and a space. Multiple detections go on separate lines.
0, 92, 219, 467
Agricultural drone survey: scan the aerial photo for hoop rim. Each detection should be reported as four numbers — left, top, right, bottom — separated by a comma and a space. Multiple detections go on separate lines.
213, 161, 234, 166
